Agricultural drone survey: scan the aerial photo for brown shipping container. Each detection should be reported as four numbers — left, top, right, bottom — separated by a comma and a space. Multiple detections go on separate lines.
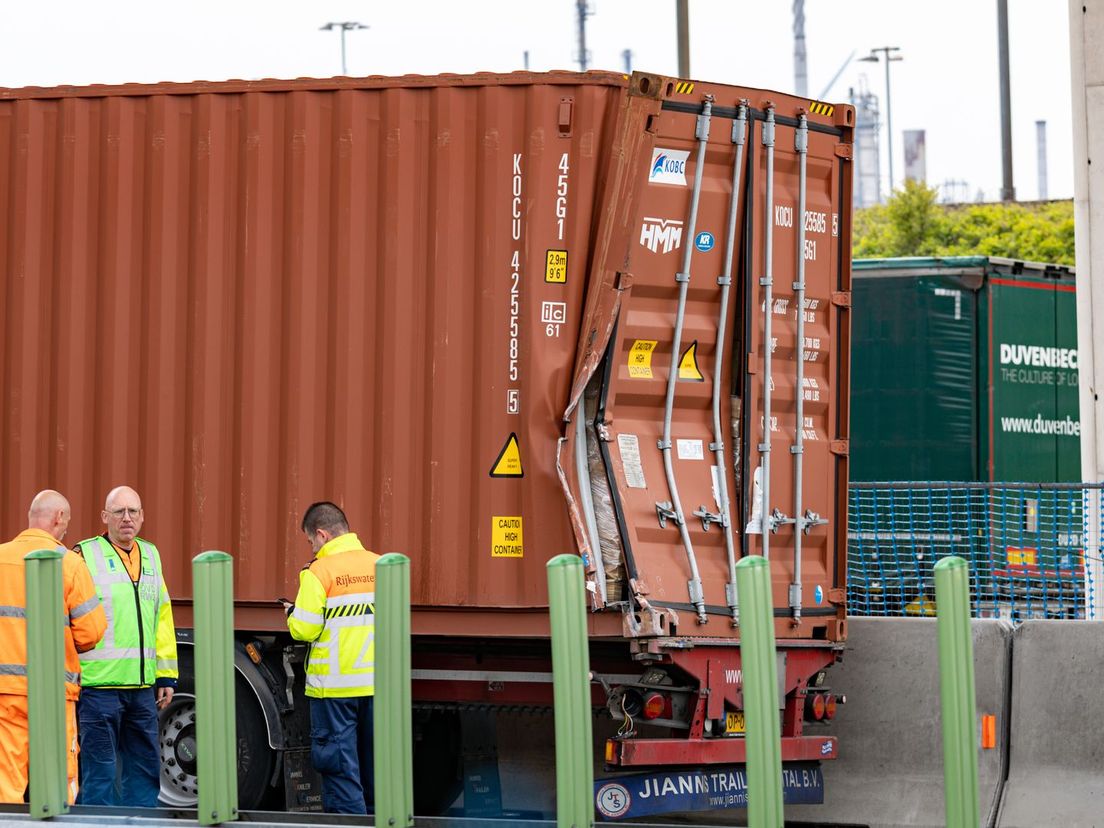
0, 72, 851, 645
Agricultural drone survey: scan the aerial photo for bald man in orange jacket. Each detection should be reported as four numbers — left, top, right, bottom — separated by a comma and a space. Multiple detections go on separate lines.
0, 490, 107, 803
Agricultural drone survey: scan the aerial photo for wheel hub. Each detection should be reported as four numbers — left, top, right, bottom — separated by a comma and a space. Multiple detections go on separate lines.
158, 692, 198, 807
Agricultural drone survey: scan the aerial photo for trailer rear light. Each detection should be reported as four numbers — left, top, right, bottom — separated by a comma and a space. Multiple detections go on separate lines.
605, 739, 619, 763
805, 693, 826, 721
824, 693, 838, 720
642, 692, 666, 720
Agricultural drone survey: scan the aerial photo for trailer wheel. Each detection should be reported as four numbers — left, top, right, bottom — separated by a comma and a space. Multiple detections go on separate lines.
159, 652, 275, 809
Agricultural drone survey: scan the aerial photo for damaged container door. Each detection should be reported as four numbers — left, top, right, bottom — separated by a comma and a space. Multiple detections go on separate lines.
564, 76, 853, 641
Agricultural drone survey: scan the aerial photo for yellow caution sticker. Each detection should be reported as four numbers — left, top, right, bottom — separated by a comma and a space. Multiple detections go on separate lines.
492, 516, 524, 558
545, 249, 568, 283
679, 340, 705, 381
809, 101, 835, 117
489, 432, 524, 478
628, 339, 658, 378
674, 81, 695, 95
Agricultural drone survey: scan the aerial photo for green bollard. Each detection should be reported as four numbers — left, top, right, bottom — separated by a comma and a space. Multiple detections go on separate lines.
934, 556, 979, 828
546, 554, 593, 828
193, 551, 238, 825
25, 547, 68, 819
375, 553, 413, 828
734, 556, 784, 828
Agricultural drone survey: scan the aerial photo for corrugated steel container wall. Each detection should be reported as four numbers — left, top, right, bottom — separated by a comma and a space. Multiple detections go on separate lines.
0, 74, 630, 618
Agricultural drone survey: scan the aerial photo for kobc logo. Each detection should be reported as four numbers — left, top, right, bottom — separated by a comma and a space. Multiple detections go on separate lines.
640, 217, 684, 254
649, 148, 689, 185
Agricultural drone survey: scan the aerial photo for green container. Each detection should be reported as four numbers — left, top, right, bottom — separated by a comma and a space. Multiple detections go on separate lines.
851, 256, 1079, 483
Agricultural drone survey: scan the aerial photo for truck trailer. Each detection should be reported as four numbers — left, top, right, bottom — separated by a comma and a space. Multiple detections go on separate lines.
0, 70, 853, 816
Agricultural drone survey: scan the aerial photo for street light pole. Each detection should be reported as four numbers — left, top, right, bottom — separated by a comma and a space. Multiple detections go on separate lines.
860, 46, 903, 196
320, 21, 368, 76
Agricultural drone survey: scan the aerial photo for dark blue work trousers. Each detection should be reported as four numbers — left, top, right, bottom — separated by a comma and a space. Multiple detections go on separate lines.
77, 687, 161, 807
309, 696, 374, 814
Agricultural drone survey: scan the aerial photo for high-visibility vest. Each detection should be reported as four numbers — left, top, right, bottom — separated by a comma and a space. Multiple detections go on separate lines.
287, 532, 379, 699
76, 536, 177, 688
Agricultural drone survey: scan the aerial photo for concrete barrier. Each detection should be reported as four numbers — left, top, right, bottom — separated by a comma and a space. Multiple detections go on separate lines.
787, 617, 1012, 828
996, 620, 1104, 827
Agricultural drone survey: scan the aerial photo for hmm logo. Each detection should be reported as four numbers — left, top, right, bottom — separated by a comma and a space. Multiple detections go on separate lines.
649, 148, 689, 185
640, 217, 684, 254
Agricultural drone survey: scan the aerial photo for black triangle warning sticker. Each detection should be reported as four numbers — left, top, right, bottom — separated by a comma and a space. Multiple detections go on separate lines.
489, 432, 524, 478
679, 340, 705, 381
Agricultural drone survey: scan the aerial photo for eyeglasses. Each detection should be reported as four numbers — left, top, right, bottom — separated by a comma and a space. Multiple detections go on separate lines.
107, 507, 142, 518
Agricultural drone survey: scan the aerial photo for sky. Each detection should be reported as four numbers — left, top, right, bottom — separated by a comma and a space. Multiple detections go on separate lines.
0, 0, 1073, 203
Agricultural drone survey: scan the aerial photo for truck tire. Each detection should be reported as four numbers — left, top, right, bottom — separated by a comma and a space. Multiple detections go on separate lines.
159, 650, 275, 809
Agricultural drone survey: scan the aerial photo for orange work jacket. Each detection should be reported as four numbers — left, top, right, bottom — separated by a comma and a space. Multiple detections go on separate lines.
0, 528, 107, 700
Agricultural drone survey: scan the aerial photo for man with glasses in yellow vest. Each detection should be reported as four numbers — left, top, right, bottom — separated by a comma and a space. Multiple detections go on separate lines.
287, 501, 380, 814
74, 485, 178, 807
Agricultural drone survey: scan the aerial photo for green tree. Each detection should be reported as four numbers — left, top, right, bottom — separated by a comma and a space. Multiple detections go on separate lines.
852, 183, 1075, 264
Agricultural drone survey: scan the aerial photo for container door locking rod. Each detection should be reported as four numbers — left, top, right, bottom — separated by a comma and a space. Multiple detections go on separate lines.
698, 101, 748, 627
775, 114, 830, 623
787, 115, 810, 624
656, 95, 713, 625
759, 107, 777, 560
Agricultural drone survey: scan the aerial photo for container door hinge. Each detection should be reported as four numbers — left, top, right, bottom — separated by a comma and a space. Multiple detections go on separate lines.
830, 439, 849, 456
831, 291, 851, 308
834, 144, 853, 160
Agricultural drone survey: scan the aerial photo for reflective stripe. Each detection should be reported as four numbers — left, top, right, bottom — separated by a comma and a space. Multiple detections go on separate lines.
0, 606, 25, 618
0, 664, 78, 688
79, 646, 155, 662
86, 542, 131, 586
325, 592, 375, 607
156, 658, 178, 672
69, 596, 100, 620
84, 540, 116, 650
291, 606, 324, 626
307, 669, 375, 691
327, 614, 376, 628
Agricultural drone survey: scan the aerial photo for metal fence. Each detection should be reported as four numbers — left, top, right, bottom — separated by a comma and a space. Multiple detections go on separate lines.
847, 483, 1101, 621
